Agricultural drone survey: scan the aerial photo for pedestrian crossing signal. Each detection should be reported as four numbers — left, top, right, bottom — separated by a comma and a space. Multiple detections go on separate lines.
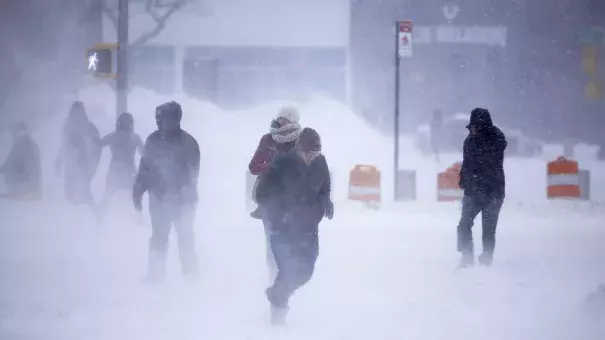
86, 43, 117, 78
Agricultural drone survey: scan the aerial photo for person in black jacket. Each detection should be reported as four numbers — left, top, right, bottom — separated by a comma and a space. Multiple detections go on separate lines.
97, 113, 144, 223
132, 101, 201, 283
0, 123, 41, 198
55, 101, 101, 207
255, 127, 334, 324
457, 108, 507, 268
430, 108, 443, 160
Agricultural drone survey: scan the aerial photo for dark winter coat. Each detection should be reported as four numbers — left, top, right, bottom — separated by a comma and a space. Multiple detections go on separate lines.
249, 133, 296, 175
59, 120, 101, 178
58, 102, 102, 180
1, 135, 41, 194
459, 109, 507, 199
255, 150, 331, 233
133, 129, 200, 205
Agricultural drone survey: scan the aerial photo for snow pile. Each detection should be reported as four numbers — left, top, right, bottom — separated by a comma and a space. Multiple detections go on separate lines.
2, 86, 605, 340
1, 190, 604, 340
31, 85, 605, 210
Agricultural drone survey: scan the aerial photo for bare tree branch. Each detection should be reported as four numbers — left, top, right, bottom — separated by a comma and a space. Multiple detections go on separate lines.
131, 0, 187, 47
101, 0, 118, 32
145, 0, 154, 13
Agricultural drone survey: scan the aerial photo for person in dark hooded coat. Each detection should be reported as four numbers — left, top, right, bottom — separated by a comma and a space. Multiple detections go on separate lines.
430, 108, 443, 159
97, 113, 144, 222
132, 101, 200, 283
255, 127, 334, 324
55, 101, 101, 206
0, 123, 41, 198
457, 108, 507, 268
248, 106, 302, 281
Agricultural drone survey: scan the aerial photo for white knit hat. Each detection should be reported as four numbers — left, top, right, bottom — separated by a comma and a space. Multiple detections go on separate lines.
275, 106, 300, 123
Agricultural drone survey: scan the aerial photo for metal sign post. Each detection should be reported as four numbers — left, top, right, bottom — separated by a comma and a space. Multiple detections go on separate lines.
116, 0, 130, 116
394, 20, 413, 201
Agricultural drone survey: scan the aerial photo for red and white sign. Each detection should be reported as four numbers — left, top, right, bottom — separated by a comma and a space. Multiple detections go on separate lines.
398, 20, 413, 58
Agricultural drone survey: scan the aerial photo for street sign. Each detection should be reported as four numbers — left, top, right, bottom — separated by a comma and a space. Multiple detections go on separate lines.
398, 20, 413, 58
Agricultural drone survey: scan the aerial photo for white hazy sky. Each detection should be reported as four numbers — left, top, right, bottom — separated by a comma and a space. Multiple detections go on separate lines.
103, 0, 351, 47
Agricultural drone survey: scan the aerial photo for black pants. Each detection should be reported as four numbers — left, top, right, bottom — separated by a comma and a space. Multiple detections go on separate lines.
267, 228, 319, 308
457, 195, 504, 257
148, 197, 198, 279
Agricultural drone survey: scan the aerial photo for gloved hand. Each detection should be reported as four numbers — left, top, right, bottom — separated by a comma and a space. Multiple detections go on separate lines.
324, 200, 334, 220
133, 193, 143, 212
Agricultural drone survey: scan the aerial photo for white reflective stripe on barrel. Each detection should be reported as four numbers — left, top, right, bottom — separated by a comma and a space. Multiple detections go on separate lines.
348, 186, 381, 196
438, 188, 464, 198
547, 173, 580, 186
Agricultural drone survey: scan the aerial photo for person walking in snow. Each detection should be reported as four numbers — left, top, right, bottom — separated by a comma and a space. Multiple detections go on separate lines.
255, 127, 334, 324
97, 113, 144, 223
132, 101, 200, 283
248, 106, 302, 281
430, 108, 443, 162
55, 101, 101, 207
457, 108, 507, 268
0, 123, 41, 198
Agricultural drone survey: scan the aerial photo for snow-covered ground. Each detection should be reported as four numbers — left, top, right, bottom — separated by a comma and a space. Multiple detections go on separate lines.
0, 87, 604, 339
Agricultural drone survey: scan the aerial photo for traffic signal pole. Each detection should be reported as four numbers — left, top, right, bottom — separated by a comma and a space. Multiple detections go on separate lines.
394, 21, 401, 201
394, 20, 413, 201
116, 0, 129, 116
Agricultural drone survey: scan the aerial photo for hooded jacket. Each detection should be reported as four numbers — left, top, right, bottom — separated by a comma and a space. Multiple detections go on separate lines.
255, 128, 331, 231
459, 108, 507, 199
1, 134, 41, 194
255, 149, 331, 233
58, 102, 101, 177
133, 102, 200, 205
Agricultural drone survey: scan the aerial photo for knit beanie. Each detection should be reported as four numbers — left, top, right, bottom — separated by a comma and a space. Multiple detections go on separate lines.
276, 106, 300, 123
296, 127, 321, 153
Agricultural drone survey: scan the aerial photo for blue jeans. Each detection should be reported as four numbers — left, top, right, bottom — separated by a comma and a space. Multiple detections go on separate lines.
267, 229, 319, 308
457, 195, 504, 257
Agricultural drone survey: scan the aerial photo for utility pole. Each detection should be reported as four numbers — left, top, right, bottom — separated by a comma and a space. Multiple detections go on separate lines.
394, 20, 413, 201
394, 23, 401, 201
116, 0, 129, 115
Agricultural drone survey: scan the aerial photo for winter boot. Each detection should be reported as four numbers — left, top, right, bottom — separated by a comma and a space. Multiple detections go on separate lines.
457, 252, 475, 269
270, 305, 288, 325
182, 261, 200, 284
145, 250, 167, 284
266, 287, 288, 325
478, 252, 493, 267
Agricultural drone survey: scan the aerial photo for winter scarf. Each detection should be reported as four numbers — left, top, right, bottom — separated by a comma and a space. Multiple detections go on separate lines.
270, 122, 302, 144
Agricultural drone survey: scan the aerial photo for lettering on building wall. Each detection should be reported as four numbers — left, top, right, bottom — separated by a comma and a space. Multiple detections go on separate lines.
442, 3, 460, 22
414, 26, 508, 47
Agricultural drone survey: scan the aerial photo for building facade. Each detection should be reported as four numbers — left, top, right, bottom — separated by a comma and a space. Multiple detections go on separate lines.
102, 0, 350, 109
350, 0, 523, 134
349, 0, 603, 145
